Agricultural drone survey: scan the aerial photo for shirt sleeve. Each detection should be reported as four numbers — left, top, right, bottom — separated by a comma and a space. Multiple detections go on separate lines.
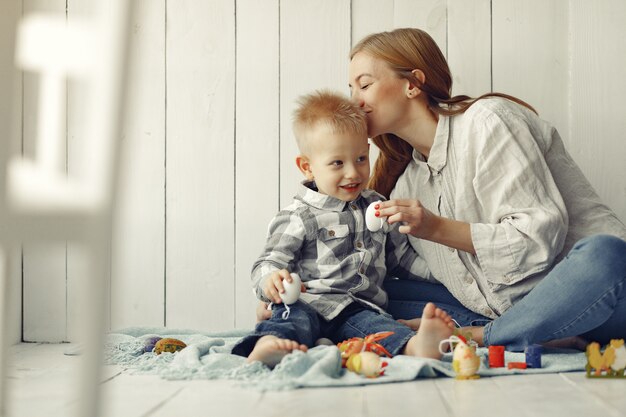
384, 223, 435, 282
469, 111, 568, 285
251, 210, 306, 302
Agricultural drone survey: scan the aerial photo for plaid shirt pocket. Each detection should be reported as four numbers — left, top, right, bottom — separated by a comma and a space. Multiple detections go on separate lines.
317, 224, 352, 263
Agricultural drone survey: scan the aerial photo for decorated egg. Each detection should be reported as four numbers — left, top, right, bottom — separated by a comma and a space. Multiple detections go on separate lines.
154, 338, 187, 355
365, 201, 385, 232
143, 336, 163, 353
280, 273, 301, 304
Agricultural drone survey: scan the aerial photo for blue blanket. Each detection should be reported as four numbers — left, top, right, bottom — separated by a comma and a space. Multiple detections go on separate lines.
104, 327, 587, 391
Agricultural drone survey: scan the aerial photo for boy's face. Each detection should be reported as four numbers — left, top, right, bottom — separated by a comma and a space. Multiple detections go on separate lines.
297, 123, 370, 202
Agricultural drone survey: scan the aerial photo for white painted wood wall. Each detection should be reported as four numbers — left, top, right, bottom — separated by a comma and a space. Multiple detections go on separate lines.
2, 0, 625, 343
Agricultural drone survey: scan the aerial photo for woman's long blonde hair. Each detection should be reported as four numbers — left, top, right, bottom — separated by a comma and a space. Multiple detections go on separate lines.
351, 28, 535, 198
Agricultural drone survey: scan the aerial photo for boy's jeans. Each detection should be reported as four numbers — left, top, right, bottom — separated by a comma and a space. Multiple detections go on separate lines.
385, 234, 626, 351
232, 302, 415, 358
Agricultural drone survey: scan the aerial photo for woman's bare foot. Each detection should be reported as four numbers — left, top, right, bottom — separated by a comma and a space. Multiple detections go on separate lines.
397, 317, 421, 331
542, 336, 588, 351
458, 326, 485, 347
404, 302, 456, 359
247, 335, 308, 368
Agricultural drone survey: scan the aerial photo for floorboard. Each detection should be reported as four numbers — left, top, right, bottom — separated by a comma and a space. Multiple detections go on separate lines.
560, 373, 626, 417
4, 343, 625, 417
148, 380, 263, 417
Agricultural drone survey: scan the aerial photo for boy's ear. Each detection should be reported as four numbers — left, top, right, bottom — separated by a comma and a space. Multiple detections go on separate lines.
296, 155, 314, 180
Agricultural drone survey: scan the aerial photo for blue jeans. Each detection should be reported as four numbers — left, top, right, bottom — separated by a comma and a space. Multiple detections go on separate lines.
232, 302, 415, 357
484, 235, 626, 350
384, 280, 491, 327
385, 235, 626, 351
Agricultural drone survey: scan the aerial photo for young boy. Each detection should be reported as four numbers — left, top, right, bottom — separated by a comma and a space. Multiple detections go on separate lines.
231, 90, 454, 367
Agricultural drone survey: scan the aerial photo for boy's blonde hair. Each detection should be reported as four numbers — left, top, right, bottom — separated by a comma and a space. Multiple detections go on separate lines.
292, 90, 367, 153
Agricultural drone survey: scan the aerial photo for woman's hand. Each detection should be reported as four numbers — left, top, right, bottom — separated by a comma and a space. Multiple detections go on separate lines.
376, 199, 440, 239
377, 199, 476, 254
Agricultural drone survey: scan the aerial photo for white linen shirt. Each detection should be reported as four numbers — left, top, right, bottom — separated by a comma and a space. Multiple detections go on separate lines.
391, 98, 626, 319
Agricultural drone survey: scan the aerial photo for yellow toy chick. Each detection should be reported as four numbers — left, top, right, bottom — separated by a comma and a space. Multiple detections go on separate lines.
609, 339, 626, 377
444, 334, 481, 380
586, 341, 615, 376
345, 351, 388, 378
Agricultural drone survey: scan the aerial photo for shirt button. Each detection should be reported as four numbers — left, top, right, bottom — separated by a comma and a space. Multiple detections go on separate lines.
328, 230, 335, 237
350, 204, 357, 210
356, 241, 363, 248
464, 275, 472, 284
448, 247, 455, 253
483, 308, 491, 316
359, 267, 365, 274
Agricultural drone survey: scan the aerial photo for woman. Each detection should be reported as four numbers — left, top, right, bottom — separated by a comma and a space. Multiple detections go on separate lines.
347, 28, 626, 350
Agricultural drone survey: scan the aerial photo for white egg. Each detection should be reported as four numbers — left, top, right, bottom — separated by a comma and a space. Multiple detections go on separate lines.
280, 273, 301, 304
365, 201, 385, 232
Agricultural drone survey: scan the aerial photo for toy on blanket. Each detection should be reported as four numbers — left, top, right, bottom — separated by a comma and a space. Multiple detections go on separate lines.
143, 336, 163, 353
525, 344, 542, 368
337, 331, 394, 378
346, 351, 389, 378
153, 338, 187, 355
586, 339, 626, 378
439, 334, 481, 380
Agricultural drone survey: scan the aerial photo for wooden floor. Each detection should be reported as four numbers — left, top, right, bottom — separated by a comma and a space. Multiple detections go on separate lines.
4, 343, 625, 417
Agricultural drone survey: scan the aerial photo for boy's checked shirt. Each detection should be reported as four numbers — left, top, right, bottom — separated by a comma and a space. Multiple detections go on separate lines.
252, 180, 433, 321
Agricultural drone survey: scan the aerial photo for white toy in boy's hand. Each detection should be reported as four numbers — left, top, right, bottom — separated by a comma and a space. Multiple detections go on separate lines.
280, 273, 301, 305
365, 201, 385, 232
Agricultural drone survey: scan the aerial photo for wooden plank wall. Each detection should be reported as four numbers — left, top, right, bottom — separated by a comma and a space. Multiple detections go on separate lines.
3, 0, 624, 342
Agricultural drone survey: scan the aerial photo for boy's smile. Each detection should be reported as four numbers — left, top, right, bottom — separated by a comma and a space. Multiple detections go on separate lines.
296, 123, 370, 202
340, 182, 361, 193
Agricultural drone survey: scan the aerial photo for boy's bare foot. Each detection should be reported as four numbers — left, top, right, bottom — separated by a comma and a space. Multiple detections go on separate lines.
404, 302, 456, 360
247, 335, 308, 368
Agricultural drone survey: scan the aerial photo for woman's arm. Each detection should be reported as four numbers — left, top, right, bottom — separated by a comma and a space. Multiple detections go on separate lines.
376, 199, 476, 254
384, 218, 435, 280
379, 106, 568, 285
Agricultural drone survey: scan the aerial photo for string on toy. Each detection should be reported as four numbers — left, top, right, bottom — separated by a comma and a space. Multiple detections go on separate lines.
438, 334, 479, 354
267, 301, 292, 320
282, 303, 292, 320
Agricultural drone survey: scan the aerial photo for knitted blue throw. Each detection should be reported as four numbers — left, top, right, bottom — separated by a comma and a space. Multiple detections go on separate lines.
104, 327, 587, 391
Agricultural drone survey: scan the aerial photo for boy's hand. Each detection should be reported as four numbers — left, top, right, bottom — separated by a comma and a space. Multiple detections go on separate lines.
263, 269, 306, 304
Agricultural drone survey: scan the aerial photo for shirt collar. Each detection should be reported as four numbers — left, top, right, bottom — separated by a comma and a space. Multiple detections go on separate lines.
412, 115, 450, 183
296, 180, 354, 212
